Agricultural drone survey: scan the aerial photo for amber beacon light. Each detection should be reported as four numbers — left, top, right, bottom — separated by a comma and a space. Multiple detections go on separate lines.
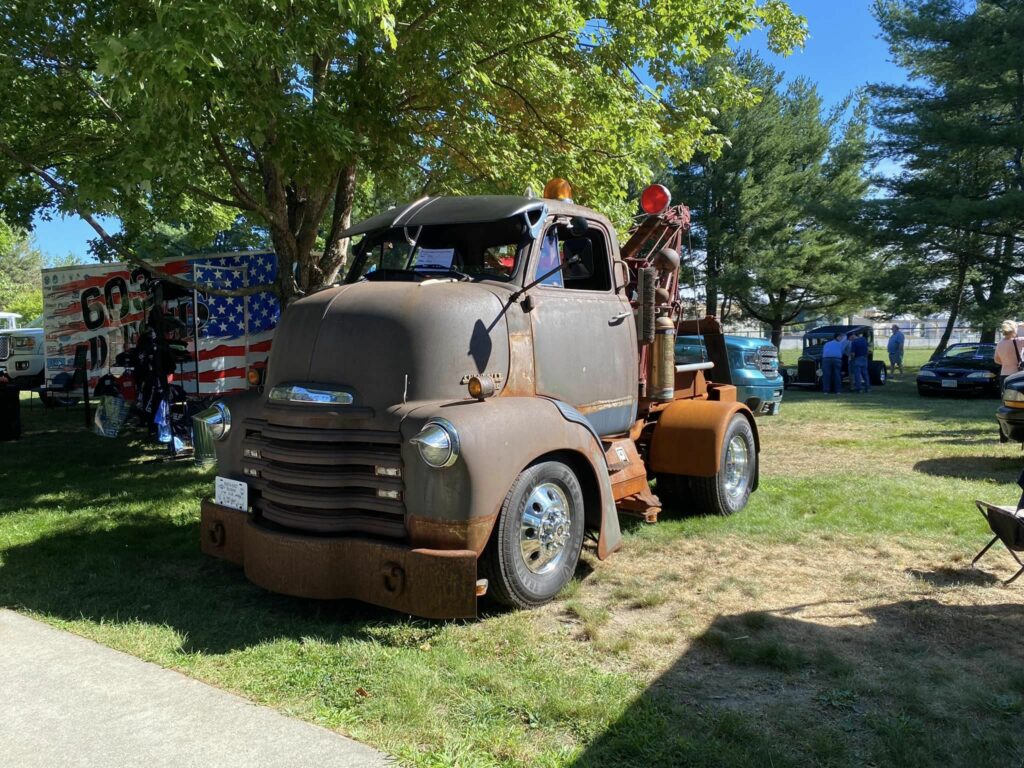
543, 178, 574, 202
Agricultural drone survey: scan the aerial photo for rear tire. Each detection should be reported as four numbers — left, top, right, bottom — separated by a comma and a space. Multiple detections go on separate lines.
480, 460, 585, 609
691, 415, 757, 516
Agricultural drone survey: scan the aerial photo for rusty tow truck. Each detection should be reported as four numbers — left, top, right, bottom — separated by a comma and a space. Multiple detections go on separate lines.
195, 181, 759, 618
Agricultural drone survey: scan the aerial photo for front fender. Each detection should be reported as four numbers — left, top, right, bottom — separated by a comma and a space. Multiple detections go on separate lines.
402, 397, 622, 559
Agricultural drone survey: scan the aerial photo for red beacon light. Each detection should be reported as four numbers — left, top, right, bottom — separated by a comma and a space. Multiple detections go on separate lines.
640, 183, 671, 215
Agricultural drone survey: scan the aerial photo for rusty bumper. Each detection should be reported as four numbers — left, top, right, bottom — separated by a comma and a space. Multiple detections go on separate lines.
200, 499, 479, 619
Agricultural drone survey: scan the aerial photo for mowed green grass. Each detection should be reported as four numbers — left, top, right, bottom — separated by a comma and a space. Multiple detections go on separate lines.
2, 354, 1024, 767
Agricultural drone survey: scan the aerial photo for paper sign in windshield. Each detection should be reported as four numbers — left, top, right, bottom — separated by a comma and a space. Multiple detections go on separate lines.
414, 248, 455, 270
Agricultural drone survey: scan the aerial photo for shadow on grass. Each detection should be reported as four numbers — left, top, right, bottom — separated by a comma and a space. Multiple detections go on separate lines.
905, 566, 1001, 587
0, 512, 499, 656
573, 599, 1024, 767
913, 456, 1023, 483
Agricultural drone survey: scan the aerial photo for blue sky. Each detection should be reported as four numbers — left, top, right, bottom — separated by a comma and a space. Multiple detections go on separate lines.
30, 0, 907, 261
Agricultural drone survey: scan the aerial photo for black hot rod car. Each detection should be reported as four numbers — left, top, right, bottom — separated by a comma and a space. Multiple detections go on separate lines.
781, 324, 887, 390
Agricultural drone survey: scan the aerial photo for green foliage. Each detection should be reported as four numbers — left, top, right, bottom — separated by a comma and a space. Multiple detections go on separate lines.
867, 0, 1024, 345
0, 222, 44, 321
671, 56, 870, 339
0, 0, 806, 299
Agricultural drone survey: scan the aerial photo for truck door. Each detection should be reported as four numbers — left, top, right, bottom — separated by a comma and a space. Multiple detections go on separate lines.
528, 217, 637, 436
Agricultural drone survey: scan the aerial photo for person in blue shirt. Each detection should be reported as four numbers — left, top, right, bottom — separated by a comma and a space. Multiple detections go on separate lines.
887, 324, 905, 376
821, 333, 845, 394
850, 331, 871, 393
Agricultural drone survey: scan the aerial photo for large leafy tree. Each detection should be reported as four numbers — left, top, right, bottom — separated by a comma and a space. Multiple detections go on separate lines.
0, 0, 805, 302
868, 0, 1024, 346
673, 57, 870, 345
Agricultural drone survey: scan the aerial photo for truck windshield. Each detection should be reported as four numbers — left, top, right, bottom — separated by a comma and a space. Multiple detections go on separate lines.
345, 216, 531, 283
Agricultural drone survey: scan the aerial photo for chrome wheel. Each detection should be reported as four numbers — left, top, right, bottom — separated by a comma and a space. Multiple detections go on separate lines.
519, 482, 572, 575
723, 435, 751, 501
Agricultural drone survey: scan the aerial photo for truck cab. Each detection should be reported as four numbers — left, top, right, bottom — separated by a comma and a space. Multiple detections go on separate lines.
676, 335, 783, 415
195, 187, 760, 618
0, 312, 45, 390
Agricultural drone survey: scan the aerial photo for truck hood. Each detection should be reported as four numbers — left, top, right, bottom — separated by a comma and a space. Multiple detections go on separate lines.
264, 280, 511, 417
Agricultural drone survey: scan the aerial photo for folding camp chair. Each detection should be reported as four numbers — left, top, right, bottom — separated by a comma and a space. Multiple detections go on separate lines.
972, 500, 1024, 585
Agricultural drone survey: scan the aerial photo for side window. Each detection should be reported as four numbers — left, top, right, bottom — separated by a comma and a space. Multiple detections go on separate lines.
535, 221, 612, 292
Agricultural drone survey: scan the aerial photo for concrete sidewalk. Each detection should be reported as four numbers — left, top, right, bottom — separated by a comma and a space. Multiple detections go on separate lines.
0, 609, 390, 767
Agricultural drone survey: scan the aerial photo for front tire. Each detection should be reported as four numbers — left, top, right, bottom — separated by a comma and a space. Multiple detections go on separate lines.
481, 460, 585, 609
691, 415, 757, 516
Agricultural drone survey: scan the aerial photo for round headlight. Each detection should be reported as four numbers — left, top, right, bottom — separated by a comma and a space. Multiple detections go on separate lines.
409, 419, 460, 468
195, 401, 231, 441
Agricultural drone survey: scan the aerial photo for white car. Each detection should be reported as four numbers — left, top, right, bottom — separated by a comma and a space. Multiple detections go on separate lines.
0, 312, 46, 390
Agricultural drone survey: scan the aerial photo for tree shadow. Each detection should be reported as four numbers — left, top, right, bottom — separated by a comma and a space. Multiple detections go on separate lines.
913, 456, 1023, 483
572, 599, 1024, 767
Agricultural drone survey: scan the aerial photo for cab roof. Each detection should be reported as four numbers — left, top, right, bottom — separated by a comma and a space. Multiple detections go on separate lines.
339, 195, 606, 239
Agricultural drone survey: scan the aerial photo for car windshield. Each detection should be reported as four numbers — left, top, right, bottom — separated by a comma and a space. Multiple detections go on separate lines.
938, 343, 995, 359
345, 216, 531, 283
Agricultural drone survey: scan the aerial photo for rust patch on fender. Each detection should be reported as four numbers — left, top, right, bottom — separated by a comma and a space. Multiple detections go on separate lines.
502, 330, 536, 396
407, 513, 498, 555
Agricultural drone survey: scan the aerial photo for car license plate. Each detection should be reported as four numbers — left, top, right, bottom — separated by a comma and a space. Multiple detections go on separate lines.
942, 379, 958, 388
215, 476, 248, 511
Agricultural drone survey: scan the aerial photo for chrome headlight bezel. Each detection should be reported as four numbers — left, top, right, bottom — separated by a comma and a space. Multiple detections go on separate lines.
195, 401, 231, 441
409, 418, 460, 468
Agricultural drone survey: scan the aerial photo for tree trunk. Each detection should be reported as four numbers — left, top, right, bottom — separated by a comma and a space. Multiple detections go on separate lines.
934, 258, 968, 357
770, 320, 784, 349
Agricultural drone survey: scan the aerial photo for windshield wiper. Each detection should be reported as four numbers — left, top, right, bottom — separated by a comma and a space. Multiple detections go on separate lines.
415, 264, 471, 280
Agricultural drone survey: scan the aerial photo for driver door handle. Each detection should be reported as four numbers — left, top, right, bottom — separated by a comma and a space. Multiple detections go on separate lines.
609, 310, 632, 324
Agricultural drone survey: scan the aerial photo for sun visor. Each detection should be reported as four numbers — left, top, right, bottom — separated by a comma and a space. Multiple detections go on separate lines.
338, 196, 549, 240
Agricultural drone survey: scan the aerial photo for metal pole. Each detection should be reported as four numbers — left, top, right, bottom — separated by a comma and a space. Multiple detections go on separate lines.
193, 283, 201, 398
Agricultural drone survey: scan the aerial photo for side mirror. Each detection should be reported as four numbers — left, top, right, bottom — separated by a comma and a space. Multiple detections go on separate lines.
563, 238, 594, 280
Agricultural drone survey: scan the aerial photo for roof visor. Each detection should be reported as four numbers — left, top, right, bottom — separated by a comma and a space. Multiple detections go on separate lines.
339, 196, 549, 240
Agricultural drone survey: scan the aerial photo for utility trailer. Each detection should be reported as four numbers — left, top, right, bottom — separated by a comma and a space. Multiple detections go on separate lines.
196, 182, 759, 618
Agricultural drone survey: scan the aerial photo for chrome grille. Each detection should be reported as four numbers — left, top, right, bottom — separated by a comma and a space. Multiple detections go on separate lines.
0, 336, 9, 361
242, 419, 406, 538
756, 345, 779, 376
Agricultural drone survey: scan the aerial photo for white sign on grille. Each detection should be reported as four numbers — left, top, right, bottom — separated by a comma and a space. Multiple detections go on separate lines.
215, 476, 248, 512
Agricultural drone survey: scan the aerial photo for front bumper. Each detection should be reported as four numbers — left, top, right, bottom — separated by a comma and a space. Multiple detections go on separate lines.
918, 378, 998, 396
997, 406, 1024, 443
736, 382, 784, 415
201, 499, 479, 618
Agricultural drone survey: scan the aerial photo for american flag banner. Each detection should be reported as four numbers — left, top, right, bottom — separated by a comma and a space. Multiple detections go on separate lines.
42, 251, 280, 396
187, 253, 280, 394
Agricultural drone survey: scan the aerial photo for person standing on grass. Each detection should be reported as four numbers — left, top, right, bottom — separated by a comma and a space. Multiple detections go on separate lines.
994, 319, 1023, 390
821, 332, 845, 394
887, 324, 905, 376
850, 331, 871, 393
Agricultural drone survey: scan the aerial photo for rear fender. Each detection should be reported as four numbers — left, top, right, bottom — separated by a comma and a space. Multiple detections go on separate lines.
648, 399, 759, 487
402, 397, 622, 559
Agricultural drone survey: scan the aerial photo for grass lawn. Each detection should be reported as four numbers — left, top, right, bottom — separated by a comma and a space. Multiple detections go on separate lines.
3, 355, 1024, 767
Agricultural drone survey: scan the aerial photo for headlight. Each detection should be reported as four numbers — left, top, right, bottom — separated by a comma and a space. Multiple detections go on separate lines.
13, 337, 35, 349
966, 372, 996, 380
1004, 388, 1024, 403
194, 401, 231, 441
917, 370, 937, 378
409, 419, 459, 468
742, 351, 759, 369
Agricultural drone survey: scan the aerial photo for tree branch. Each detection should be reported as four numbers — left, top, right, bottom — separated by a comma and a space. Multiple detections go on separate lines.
0, 142, 275, 298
